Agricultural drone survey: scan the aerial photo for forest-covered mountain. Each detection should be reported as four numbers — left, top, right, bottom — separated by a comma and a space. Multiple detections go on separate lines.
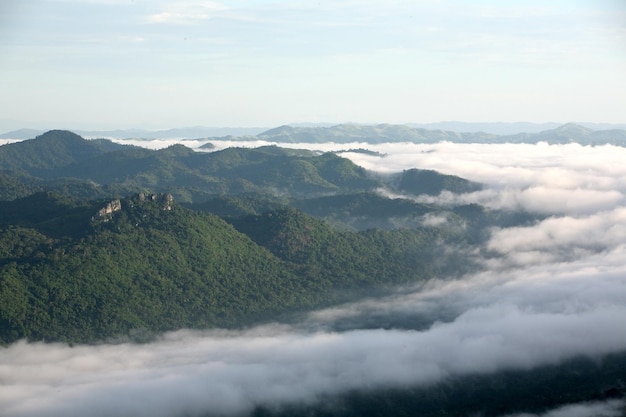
0, 130, 509, 344
0, 190, 478, 344
0, 130, 480, 204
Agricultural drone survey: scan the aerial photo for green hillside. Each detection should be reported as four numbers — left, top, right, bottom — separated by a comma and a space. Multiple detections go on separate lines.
0, 130, 535, 344
0, 132, 384, 202
0, 130, 127, 173
0, 193, 304, 343
0, 192, 470, 344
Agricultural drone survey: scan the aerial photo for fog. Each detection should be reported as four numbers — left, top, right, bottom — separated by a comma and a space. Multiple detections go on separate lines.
502, 400, 625, 417
2, 141, 626, 416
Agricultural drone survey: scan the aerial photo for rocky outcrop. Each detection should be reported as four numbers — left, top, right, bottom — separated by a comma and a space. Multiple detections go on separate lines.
138, 192, 174, 211
92, 193, 174, 223
92, 199, 122, 222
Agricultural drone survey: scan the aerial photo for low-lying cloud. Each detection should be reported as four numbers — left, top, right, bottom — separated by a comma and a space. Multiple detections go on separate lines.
2, 140, 626, 416
4, 281, 626, 417
202, 140, 626, 217
502, 399, 625, 417
343, 142, 626, 216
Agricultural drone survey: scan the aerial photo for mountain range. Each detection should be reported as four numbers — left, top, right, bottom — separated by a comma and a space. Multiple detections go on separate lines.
255, 122, 626, 145
0, 129, 511, 344
1, 129, 625, 416
3, 123, 626, 146
0, 130, 481, 205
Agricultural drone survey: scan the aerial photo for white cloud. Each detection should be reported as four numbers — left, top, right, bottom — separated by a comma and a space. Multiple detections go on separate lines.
146, 1, 229, 25
338, 142, 626, 216
487, 207, 626, 257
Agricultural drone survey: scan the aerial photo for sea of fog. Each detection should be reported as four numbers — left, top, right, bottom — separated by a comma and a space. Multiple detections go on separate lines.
2, 139, 626, 417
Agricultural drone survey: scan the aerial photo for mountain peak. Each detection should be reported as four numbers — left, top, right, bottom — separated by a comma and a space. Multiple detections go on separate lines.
258, 125, 296, 137
553, 123, 594, 135
35, 129, 86, 142
0, 129, 118, 172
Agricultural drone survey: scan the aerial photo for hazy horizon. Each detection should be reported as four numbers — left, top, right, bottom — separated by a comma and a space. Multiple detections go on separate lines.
1, 1, 625, 129
3, 121, 626, 141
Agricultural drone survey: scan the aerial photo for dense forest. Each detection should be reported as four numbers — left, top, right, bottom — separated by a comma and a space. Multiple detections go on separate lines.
0, 130, 519, 344
0, 130, 480, 204
0, 190, 477, 344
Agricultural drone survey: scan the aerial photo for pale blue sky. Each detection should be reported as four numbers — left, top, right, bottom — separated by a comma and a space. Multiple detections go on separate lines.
1, 0, 625, 130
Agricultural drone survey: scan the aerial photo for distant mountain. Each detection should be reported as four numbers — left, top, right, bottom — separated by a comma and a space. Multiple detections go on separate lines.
505, 123, 626, 145
255, 123, 626, 146
257, 123, 498, 143
407, 121, 626, 134
0, 127, 267, 140
0, 128, 45, 139
77, 126, 267, 139
408, 121, 563, 134
4, 122, 626, 141
4, 123, 626, 144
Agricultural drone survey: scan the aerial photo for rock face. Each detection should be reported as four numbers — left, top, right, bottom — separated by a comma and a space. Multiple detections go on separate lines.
93, 199, 122, 222
138, 192, 174, 211
92, 193, 174, 222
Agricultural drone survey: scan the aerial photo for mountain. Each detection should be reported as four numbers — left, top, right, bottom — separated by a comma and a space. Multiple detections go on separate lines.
408, 121, 563, 134
0, 128, 45, 139
0, 127, 268, 140
505, 123, 593, 144
0, 192, 304, 343
254, 123, 626, 146
0, 130, 128, 174
0, 129, 545, 345
0, 191, 95, 238
395, 168, 482, 196
0, 192, 472, 344
257, 123, 498, 143
0, 131, 479, 203
4, 122, 626, 142
76, 126, 267, 139
0, 130, 507, 344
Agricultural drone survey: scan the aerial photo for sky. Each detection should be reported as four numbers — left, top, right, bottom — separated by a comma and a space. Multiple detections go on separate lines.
0, 0, 625, 130
3, 140, 626, 416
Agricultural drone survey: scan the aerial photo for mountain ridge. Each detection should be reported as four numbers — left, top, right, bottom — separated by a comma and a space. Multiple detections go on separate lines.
3, 123, 626, 143
0, 190, 473, 344
0, 130, 479, 203
254, 123, 626, 145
